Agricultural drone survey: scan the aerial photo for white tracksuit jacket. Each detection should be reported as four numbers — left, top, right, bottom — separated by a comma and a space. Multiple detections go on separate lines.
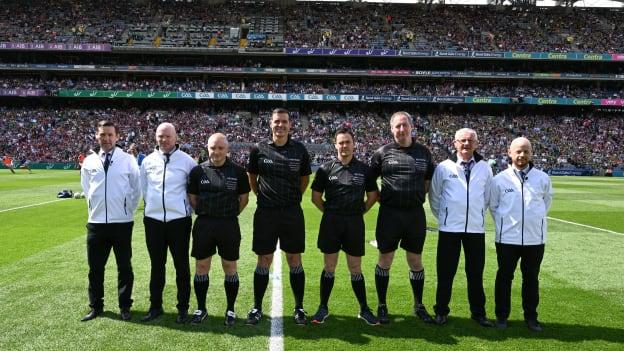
429, 154, 493, 233
81, 147, 141, 223
489, 165, 553, 245
140, 147, 196, 222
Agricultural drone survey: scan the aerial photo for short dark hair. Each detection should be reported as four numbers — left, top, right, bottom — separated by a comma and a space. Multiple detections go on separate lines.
97, 120, 118, 134
334, 128, 355, 142
271, 108, 290, 117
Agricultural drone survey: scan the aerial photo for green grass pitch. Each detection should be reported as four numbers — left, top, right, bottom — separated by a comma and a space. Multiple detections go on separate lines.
1, 170, 623, 350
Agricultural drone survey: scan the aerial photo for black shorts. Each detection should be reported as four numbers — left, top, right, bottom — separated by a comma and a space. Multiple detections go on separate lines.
253, 206, 305, 255
191, 216, 241, 261
318, 212, 365, 257
375, 206, 427, 254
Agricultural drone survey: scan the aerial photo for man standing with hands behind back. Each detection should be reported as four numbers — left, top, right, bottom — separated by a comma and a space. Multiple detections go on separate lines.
368, 111, 435, 324
140, 122, 197, 323
245, 108, 312, 326
80, 120, 140, 321
309, 128, 380, 325
490, 137, 553, 332
428, 128, 493, 327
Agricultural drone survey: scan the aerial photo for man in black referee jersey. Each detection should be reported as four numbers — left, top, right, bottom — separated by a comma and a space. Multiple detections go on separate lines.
187, 133, 250, 326
245, 108, 312, 326
310, 128, 380, 325
369, 111, 436, 324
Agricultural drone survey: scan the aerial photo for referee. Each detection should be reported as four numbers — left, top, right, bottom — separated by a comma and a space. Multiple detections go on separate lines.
490, 137, 553, 332
368, 111, 435, 324
428, 128, 494, 327
245, 108, 312, 326
187, 133, 250, 326
80, 120, 140, 321
310, 128, 380, 326
140, 122, 197, 323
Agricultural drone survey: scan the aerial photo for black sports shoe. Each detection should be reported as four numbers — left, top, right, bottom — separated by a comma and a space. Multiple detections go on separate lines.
414, 304, 434, 324
176, 310, 189, 324
120, 308, 131, 321
495, 318, 508, 329
434, 314, 448, 326
525, 319, 543, 332
471, 315, 494, 328
190, 309, 207, 324
81, 308, 102, 322
293, 308, 307, 325
358, 307, 380, 326
245, 308, 262, 325
224, 310, 236, 327
141, 307, 164, 322
377, 305, 390, 324
311, 306, 329, 324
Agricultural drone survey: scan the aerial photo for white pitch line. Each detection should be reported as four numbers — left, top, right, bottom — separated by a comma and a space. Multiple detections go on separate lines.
548, 216, 624, 236
0, 199, 66, 213
269, 243, 284, 351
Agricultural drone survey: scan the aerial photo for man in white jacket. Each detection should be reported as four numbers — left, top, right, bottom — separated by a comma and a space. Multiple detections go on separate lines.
80, 120, 140, 322
429, 128, 494, 327
490, 137, 553, 332
140, 123, 197, 323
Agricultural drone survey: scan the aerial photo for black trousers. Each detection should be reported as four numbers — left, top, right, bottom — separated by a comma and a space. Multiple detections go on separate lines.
86, 222, 134, 310
144, 216, 192, 311
434, 231, 486, 317
495, 243, 545, 321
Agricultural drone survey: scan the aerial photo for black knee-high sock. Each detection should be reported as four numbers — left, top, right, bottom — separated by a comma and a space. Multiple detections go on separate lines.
290, 265, 305, 309
351, 273, 368, 309
375, 265, 390, 306
224, 273, 239, 312
409, 269, 425, 305
319, 270, 335, 308
253, 266, 269, 310
194, 274, 209, 311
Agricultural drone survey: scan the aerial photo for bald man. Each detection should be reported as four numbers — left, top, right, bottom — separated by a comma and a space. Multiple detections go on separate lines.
489, 137, 553, 332
140, 122, 197, 323
187, 133, 250, 326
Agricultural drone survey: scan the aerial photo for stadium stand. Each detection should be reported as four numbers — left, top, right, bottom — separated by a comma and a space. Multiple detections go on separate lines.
1, 107, 622, 173
0, 1, 622, 52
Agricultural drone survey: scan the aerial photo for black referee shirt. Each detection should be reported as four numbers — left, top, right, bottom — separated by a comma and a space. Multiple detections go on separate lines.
369, 138, 434, 209
187, 158, 250, 218
311, 158, 378, 215
247, 137, 312, 208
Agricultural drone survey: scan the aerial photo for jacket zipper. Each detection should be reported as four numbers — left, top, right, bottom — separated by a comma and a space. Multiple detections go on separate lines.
464, 169, 470, 233
444, 207, 448, 226
162, 157, 168, 222
521, 179, 525, 245
104, 157, 108, 223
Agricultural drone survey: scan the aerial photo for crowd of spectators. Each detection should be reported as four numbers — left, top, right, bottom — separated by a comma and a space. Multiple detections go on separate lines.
3, 77, 623, 99
1, 0, 622, 52
2, 107, 622, 173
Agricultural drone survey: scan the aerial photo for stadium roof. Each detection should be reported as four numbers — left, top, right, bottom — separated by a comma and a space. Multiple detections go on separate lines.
297, 0, 624, 8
